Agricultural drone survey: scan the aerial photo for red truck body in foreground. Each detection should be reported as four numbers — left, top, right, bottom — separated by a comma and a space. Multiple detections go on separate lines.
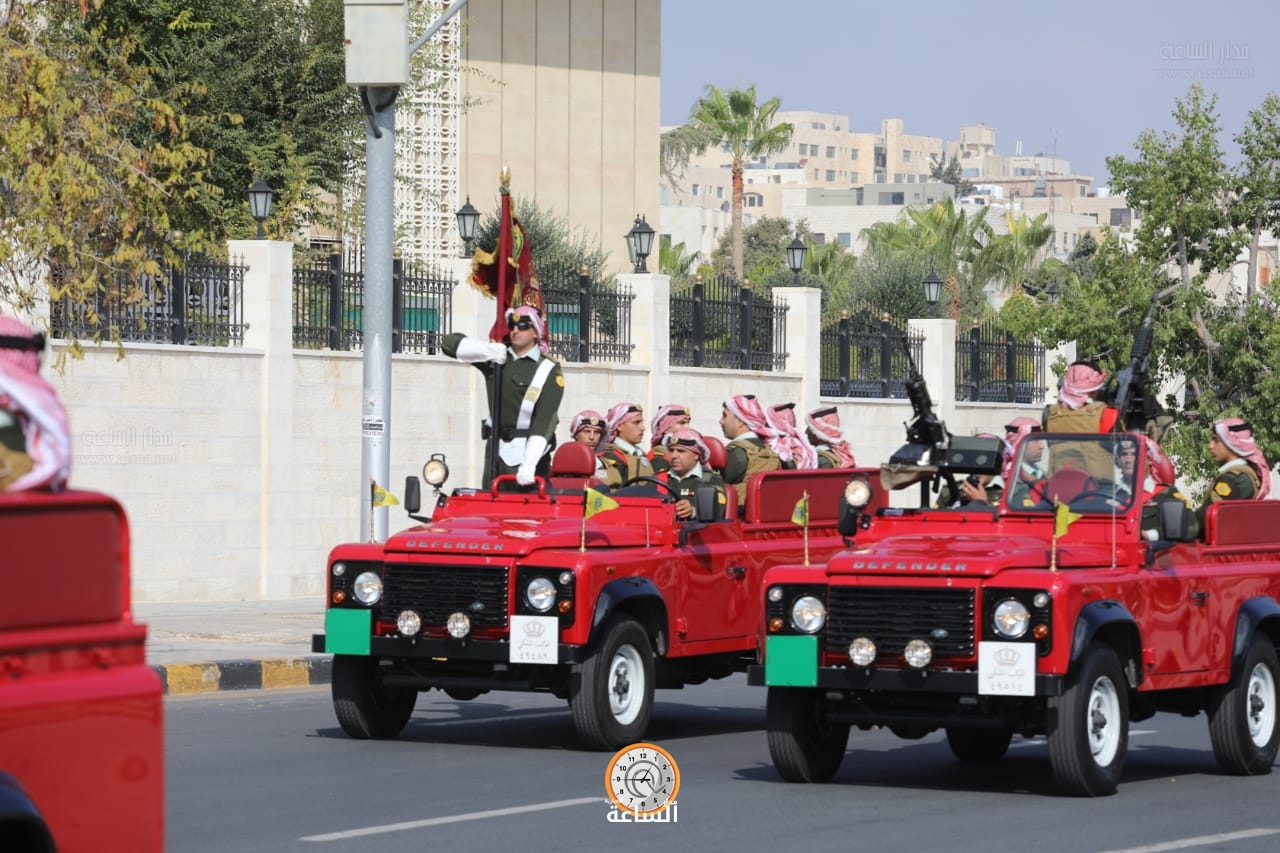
0, 490, 163, 852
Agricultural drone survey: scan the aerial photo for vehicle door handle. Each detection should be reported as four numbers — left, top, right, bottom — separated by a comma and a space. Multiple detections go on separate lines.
1191, 591, 1209, 605
727, 566, 746, 580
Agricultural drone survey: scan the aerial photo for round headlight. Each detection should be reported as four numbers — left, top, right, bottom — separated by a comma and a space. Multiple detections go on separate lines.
767, 586, 784, 603
332, 561, 346, 577
848, 637, 877, 667
352, 571, 383, 605
790, 595, 827, 634
1032, 591, 1050, 609
526, 577, 557, 612
397, 610, 422, 637
843, 478, 872, 509
446, 612, 471, 638
559, 571, 574, 586
423, 456, 450, 487
904, 639, 933, 669
993, 599, 1031, 639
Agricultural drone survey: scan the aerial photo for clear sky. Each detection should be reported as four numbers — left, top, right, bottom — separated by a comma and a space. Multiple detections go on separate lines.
661, 0, 1279, 187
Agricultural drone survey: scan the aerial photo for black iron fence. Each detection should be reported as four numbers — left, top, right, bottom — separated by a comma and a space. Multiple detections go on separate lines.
669, 275, 789, 371
819, 312, 923, 398
539, 263, 635, 363
955, 321, 1046, 404
292, 249, 453, 354
50, 254, 247, 346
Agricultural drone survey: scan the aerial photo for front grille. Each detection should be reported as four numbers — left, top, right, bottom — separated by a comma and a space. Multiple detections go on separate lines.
383, 563, 510, 629
827, 587, 975, 659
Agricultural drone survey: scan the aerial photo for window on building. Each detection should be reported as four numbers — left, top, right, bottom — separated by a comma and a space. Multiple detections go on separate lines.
850, 171, 859, 184
826, 145, 836, 158
716, 186, 724, 199
903, 150, 911, 162
826, 169, 836, 181
837, 232, 851, 248
813, 233, 826, 245
1110, 208, 1132, 227
691, 183, 700, 196
850, 149, 859, 160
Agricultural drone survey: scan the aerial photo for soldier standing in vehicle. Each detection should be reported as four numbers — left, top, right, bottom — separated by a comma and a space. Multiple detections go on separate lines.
1196, 418, 1272, 528
663, 428, 727, 520
442, 306, 563, 487
1043, 361, 1120, 433
0, 316, 71, 492
598, 402, 653, 488
647, 403, 691, 474
720, 394, 782, 508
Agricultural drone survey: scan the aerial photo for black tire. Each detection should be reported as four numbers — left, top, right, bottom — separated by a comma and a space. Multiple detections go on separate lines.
570, 616, 654, 750
766, 687, 850, 782
1208, 633, 1280, 775
1047, 644, 1129, 796
331, 654, 417, 739
946, 728, 1014, 763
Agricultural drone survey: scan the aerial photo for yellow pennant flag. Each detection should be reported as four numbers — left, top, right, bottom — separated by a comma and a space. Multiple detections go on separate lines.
584, 486, 620, 519
791, 491, 810, 526
1054, 501, 1082, 537
371, 481, 400, 508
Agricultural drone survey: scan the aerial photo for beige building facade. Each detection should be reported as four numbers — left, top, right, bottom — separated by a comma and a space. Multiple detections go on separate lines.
459, 0, 660, 271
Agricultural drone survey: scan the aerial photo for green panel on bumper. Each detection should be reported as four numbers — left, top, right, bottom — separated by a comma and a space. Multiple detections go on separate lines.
765, 635, 819, 686
325, 608, 372, 655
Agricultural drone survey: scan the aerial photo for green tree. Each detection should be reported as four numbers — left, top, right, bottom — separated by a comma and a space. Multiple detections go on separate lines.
928, 153, 976, 197
682, 85, 794, 280
983, 211, 1056, 295
1106, 83, 1244, 356
85, 0, 356, 241
472, 196, 609, 281
1233, 92, 1280, 299
659, 237, 700, 291
1, 0, 219, 353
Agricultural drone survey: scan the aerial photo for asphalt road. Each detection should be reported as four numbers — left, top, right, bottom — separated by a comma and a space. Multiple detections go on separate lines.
165, 677, 1280, 853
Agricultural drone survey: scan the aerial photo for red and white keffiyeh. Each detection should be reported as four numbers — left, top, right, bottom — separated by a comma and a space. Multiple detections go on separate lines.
0, 317, 71, 491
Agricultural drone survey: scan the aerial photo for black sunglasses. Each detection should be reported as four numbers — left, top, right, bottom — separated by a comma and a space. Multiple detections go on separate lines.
508, 319, 535, 331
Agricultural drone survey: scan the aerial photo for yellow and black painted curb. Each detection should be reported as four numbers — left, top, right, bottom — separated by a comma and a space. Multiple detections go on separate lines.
154, 656, 332, 695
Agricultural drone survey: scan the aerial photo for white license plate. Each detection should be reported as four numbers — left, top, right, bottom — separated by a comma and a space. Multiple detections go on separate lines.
509, 615, 559, 664
978, 641, 1036, 696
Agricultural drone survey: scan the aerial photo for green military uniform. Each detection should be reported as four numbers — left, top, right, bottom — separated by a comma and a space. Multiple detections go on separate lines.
724, 434, 782, 506
668, 466, 728, 520
813, 446, 839, 469
0, 412, 33, 490
1006, 464, 1048, 509
1194, 459, 1261, 530
649, 444, 671, 474
1143, 485, 1199, 542
443, 332, 564, 483
599, 439, 654, 489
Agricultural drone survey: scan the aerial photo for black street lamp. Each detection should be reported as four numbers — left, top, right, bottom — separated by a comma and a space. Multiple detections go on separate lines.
455, 196, 480, 258
627, 214, 655, 273
247, 179, 274, 240
922, 270, 943, 318
786, 235, 807, 286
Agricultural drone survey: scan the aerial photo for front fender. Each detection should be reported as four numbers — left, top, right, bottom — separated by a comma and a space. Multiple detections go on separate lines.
590, 577, 667, 648
1070, 599, 1140, 678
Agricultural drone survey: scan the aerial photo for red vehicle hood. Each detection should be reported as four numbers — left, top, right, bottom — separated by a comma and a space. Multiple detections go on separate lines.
385, 513, 659, 557
830, 533, 1125, 577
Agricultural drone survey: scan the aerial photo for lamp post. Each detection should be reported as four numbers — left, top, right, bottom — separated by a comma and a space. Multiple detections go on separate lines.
627, 214, 655, 273
922, 270, 943, 318
247, 179, 274, 240
455, 196, 480, 258
786, 235, 807, 286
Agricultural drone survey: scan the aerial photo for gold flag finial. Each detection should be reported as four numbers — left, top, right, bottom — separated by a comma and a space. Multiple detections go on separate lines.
499, 165, 511, 189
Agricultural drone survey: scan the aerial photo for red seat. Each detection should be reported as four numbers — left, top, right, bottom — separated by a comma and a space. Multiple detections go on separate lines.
549, 442, 599, 490
1046, 468, 1092, 504
703, 435, 727, 473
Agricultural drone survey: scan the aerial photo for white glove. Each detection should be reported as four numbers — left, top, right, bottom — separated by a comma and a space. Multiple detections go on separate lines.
516, 435, 549, 486
455, 337, 508, 364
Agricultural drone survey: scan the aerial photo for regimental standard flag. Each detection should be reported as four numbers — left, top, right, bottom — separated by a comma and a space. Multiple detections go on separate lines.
371, 481, 400, 508
791, 491, 810, 526
1054, 501, 1082, 537
584, 487, 620, 519
469, 176, 543, 343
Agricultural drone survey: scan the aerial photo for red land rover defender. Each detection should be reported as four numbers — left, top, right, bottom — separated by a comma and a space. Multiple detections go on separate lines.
0, 490, 164, 851
313, 445, 882, 750
753, 431, 1280, 796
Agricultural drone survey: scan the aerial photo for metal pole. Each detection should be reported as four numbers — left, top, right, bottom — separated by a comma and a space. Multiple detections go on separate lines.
357, 0, 470, 543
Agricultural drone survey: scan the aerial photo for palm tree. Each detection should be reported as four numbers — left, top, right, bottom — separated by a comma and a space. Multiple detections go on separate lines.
659, 238, 700, 291
983, 212, 1056, 296
682, 85, 794, 280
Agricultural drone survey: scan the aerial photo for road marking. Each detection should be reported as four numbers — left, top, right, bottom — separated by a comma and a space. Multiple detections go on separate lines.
1098, 828, 1280, 853
299, 797, 602, 842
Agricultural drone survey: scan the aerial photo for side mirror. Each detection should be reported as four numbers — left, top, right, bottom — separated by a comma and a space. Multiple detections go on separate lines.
404, 476, 421, 515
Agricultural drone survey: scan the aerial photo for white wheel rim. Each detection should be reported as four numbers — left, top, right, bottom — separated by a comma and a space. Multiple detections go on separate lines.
608, 643, 645, 725
1087, 675, 1122, 766
1246, 662, 1277, 748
